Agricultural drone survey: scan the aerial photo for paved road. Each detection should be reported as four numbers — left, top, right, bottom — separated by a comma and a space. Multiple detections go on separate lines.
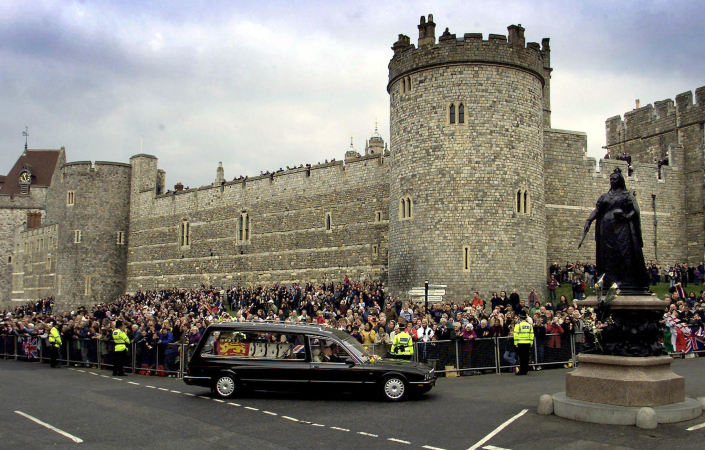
1, 357, 704, 449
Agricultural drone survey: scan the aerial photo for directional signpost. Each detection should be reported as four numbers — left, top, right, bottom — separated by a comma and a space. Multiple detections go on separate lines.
408, 284, 447, 310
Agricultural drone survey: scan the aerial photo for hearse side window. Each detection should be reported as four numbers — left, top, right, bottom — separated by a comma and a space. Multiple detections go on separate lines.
309, 337, 353, 363
201, 330, 306, 360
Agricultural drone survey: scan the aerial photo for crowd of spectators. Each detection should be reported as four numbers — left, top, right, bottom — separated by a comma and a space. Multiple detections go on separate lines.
4, 268, 705, 376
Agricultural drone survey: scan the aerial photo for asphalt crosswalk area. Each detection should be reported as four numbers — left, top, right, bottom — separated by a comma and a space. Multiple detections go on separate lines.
1, 357, 704, 449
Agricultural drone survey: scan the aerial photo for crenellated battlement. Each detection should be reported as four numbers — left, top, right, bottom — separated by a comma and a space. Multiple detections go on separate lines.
388, 17, 549, 91
60, 160, 131, 183
606, 86, 705, 146
155, 152, 387, 199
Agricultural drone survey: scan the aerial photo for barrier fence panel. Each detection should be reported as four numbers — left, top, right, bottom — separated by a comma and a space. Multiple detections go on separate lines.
414, 340, 457, 372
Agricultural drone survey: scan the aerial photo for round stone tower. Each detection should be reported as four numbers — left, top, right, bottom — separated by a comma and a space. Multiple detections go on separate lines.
388, 16, 549, 302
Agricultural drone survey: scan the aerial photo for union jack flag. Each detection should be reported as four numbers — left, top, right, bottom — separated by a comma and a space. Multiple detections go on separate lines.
293, 345, 305, 354
22, 337, 38, 359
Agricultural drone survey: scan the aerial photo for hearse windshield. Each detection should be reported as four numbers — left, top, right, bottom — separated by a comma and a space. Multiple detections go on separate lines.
340, 334, 373, 363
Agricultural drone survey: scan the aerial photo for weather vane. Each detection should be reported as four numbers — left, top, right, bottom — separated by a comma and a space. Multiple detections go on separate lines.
23, 126, 29, 151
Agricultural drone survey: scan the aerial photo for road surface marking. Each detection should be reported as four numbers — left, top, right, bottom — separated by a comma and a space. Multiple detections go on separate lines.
213, 399, 225, 403
358, 432, 378, 438
263, 411, 277, 416
483, 446, 513, 450
331, 426, 349, 432
423, 446, 446, 450
311, 423, 324, 427
184, 393, 195, 396
687, 421, 705, 431
170, 390, 181, 393
198, 396, 210, 399
100, 375, 109, 378
228, 402, 241, 406
89, 372, 98, 376
388, 438, 411, 444
282, 416, 298, 422
467, 409, 528, 450
112, 378, 123, 381
244, 406, 259, 411
158, 388, 169, 391
14, 411, 83, 443
146, 385, 156, 389
128, 382, 140, 386
77, 370, 85, 373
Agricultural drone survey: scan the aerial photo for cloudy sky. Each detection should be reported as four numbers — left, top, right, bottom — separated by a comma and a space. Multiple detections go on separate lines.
1, 1, 704, 188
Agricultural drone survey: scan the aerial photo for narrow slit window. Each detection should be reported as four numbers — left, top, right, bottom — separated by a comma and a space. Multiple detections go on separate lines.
84, 275, 91, 295
325, 213, 332, 232
516, 190, 522, 213
116, 231, 125, 245
74, 230, 82, 244
458, 103, 465, 124
524, 191, 530, 214
67, 191, 75, 206
463, 245, 471, 272
372, 244, 379, 257
400, 199, 406, 219
449, 104, 456, 124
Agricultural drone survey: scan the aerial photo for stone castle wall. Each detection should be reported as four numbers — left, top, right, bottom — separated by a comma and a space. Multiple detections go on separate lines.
544, 128, 687, 268
39, 161, 132, 307
0, 189, 50, 308
605, 87, 705, 263
388, 23, 548, 302
126, 154, 389, 292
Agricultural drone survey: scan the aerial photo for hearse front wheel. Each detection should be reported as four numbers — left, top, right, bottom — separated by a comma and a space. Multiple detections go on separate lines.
380, 375, 407, 402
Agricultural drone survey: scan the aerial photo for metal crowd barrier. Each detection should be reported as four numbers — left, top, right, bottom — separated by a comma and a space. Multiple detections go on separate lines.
0, 335, 194, 379
4, 332, 704, 379
412, 333, 587, 375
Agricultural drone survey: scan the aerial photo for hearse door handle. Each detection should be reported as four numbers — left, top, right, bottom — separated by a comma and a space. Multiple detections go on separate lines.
311, 364, 320, 369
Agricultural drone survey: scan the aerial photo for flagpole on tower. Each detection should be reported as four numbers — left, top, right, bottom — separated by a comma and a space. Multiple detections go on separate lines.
22, 126, 29, 152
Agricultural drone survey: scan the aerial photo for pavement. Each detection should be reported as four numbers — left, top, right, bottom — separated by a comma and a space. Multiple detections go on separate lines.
1, 357, 704, 450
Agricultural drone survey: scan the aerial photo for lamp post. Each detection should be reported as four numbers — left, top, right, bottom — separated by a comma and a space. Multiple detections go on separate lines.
424, 280, 429, 312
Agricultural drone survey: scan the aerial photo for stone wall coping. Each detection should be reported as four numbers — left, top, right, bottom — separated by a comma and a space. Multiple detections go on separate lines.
576, 354, 674, 367
130, 153, 158, 160
544, 128, 587, 136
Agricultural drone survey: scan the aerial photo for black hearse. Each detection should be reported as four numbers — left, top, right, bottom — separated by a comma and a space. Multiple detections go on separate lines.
183, 322, 436, 401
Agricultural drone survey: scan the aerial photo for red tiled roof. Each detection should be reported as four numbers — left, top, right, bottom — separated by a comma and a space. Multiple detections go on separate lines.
0, 149, 63, 195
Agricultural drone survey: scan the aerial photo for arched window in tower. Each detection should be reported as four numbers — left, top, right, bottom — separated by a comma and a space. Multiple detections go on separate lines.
458, 103, 465, 124
400, 198, 406, 219
406, 197, 413, 219
524, 191, 530, 214
325, 212, 332, 232
407, 76, 412, 91
516, 190, 523, 214
449, 104, 456, 124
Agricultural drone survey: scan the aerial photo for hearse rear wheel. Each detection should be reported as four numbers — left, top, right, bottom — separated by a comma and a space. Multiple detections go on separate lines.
214, 374, 238, 398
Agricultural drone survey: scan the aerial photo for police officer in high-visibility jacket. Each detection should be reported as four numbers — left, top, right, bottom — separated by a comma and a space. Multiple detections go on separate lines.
112, 320, 130, 376
48, 321, 62, 368
513, 311, 534, 375
390, 327, 414, 361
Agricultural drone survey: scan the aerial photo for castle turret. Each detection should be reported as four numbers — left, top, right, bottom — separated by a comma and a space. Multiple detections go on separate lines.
388, 17, 549, 302
367, 120, 385, 155
215, 162, 225, 185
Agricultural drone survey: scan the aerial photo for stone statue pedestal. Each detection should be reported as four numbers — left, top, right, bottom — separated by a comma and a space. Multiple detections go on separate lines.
546, 294, 702, 427
565, 354, 684, 407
